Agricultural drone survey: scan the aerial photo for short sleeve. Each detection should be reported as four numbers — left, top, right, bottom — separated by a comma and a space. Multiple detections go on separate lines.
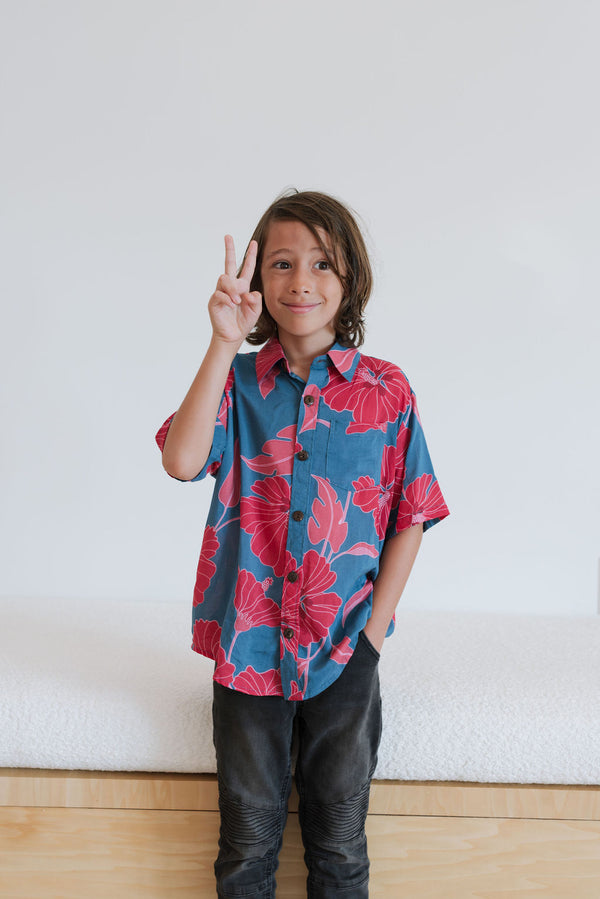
385, 388, 449, 537
155, 367, 235, 483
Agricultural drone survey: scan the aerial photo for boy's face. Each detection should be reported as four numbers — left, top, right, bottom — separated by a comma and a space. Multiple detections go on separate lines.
260, 220, 345, 353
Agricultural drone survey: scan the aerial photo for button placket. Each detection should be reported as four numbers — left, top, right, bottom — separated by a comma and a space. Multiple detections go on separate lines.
280, 375, 324, 696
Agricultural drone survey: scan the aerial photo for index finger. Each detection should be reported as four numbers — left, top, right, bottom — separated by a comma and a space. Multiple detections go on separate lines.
224, 234, 237, 278
239, 239, 258, 283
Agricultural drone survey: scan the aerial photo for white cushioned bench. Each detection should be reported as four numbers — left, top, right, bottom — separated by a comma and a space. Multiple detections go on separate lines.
1, 597, 600, 897
2, 597, 599, 783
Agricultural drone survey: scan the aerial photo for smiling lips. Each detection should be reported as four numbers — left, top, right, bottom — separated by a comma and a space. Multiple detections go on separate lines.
283, 303, 321, 313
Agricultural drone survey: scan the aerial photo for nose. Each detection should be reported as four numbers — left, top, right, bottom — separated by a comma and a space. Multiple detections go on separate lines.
289, 270, 313, 295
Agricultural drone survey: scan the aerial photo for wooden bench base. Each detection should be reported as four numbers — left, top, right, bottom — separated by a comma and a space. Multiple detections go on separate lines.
1, 770, 600, 897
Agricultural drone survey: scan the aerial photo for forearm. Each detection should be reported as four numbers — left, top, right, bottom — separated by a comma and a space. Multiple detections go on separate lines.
162, 336, 240, 481
363, 524, 423, 652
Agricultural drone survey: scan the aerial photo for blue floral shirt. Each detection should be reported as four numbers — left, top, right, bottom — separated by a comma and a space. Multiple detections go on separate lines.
156, 337, 449, 700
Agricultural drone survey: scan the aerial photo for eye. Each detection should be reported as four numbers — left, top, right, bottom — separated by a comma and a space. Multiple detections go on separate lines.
273, 260, 291, 269
315, 260, 331, 271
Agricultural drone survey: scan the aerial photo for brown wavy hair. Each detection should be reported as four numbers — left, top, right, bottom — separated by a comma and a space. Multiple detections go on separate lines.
243, 189, 373, 348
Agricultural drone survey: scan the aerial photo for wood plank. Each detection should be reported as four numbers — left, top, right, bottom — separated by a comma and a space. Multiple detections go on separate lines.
1, 807, 600, 898
368, 815, 600, 898
1, 769, 600, 820
370, 780, 600, 821
0, 807, 303, 899
0, 769, 220, 812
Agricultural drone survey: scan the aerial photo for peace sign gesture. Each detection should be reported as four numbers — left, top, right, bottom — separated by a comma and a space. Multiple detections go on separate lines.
208, 235, 263, 346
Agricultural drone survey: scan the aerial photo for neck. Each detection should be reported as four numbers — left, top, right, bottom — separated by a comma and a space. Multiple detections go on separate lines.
276, 332, 337, 377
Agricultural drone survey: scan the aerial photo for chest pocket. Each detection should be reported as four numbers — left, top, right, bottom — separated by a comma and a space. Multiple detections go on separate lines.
325, 419, 387, 492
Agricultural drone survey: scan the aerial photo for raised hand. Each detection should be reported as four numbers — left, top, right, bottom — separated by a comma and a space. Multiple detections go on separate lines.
208, 235, 263, 345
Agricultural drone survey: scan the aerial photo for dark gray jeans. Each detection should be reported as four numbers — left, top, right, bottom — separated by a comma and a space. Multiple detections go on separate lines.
212, 630, 382, 898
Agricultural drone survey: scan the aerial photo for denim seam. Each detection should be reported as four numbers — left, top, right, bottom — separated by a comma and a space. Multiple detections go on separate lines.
217, 777, 290, 815
299, 775, 373, 809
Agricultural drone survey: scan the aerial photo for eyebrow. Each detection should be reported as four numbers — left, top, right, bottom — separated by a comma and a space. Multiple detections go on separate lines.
264, 246, 327, 259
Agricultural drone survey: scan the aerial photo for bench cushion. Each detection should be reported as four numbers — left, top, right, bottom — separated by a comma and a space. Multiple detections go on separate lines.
1, 598, 599, 783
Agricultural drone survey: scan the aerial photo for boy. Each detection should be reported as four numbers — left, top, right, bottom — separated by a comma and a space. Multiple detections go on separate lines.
156, 190, 449, 897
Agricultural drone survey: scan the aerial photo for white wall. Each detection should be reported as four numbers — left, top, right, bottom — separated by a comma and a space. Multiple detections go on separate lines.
1, 1, 598, 615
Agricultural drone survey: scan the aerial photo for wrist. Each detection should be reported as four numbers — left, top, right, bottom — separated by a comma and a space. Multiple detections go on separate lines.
208, 334, 244, 359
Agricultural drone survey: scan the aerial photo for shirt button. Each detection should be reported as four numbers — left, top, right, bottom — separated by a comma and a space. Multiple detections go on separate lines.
296, 449, 309, 461
287, 571, 299, 583
303, 395, 315, 406
292, 510, 304, 522
282, 627, 295, 640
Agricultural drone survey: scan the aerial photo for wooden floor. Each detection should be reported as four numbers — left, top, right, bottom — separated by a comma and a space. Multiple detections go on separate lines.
1, 770, 600, 898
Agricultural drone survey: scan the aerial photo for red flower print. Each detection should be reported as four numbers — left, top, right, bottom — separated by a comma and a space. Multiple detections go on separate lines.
298, 550, 343, 646
233, 666, 283, 696
396, 474, 448, 531
393, 424, 410, 480
234, 569, 280, 632
242, 425, 300, 476
322, 357, 410, 431
352, 476, 379, 516
307, 476, 348, 553
330, 635, 353, 664
352, 440, 408, 539
155, 414, 175, 452
288, 680, 305, 700
193, 526, 219, 606
218, 439, 241, 508
192, 618, 221, 657
240, 476, 291, 576
214, 646, 236, 687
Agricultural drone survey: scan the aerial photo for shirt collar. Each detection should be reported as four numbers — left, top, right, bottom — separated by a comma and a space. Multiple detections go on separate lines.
256, 337, 360, 386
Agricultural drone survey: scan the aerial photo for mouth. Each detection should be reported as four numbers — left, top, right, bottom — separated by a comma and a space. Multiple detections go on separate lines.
283, 303, 321, 314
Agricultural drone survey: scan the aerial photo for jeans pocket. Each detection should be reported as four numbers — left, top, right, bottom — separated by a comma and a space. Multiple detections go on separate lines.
358, 629, 381, 661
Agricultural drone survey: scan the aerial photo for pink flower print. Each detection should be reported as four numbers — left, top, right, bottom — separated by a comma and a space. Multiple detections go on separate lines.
296, 653, 311, 684
193, 526, 219, 606
330, 635, 353, 664
218, 439, 241, 508
328, 346, 359, 376
280, 628, 295, 659
298, 550, 343, 646
322, 357, 410, 432
256, 340, 284, 399
233, 666, 283, 696
192, 618, 221, 657
242, 425, 300, 477
307, 476, 348, 554
240, 476, 291, 576
342, 579, 373, 626
213, 646, 236, 688
299, 385, 320, 434
217, 370, 235, 428
234, 569, 280, 632
396, 474, 448, 531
